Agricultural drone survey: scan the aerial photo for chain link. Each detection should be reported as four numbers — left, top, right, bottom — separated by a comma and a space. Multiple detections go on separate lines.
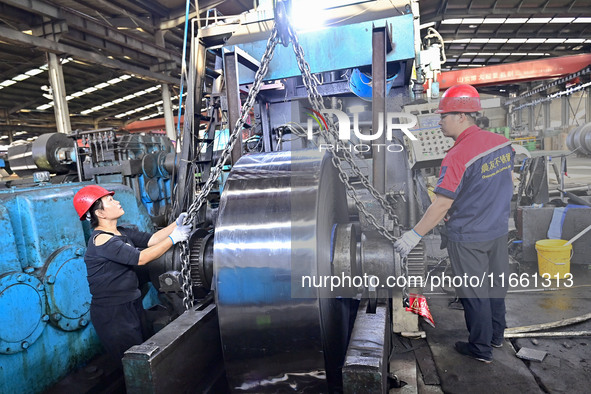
178, 28, 280, 310
178, 21, 407, 309
288, 26, 399, 242
287, 25, 408, 304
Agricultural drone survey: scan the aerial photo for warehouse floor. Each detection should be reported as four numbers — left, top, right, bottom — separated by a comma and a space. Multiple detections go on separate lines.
398, 262, 591, 394
391, 151, 591, 394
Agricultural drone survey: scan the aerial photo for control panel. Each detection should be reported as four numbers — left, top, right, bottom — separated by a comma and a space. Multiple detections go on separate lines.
405, 113, 454, 169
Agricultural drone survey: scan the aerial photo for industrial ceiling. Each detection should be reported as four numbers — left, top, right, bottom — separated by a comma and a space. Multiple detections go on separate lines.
0, 0, 589, 144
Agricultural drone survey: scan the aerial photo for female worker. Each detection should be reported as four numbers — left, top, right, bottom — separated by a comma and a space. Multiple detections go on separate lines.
73, 184, 191, 367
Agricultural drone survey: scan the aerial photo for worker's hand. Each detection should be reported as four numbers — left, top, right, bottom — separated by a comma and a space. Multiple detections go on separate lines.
175, 212, 188, 227
394, 229, 423, 257
169, 223, 191, 245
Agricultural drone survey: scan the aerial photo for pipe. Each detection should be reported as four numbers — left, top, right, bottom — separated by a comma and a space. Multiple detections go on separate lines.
505, 331, 591, 338
505, 312, 591, 334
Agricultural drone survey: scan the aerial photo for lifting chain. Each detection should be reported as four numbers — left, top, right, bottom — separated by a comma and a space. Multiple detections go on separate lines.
178, 28, 279, 310
287, 24, 408, 304
178, 18, 407, 310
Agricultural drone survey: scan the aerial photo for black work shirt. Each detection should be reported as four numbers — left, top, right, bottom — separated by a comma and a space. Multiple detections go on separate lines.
84, 226, 152, 306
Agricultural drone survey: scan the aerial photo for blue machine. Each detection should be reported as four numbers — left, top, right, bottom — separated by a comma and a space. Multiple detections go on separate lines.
0, 129, 175, 393
0, 182, 155, 393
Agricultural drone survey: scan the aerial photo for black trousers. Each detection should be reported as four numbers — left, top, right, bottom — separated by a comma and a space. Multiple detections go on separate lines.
447, 234, 509, 359
90, 297, 149, 367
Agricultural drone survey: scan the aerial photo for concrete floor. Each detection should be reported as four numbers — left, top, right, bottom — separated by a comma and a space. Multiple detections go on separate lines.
391, 151, 591, 394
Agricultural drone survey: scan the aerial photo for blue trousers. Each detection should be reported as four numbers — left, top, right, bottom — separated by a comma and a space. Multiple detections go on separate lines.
448, 234, 509, 359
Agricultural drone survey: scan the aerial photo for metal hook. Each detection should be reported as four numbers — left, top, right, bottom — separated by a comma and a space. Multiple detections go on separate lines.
274, 0, 291, 47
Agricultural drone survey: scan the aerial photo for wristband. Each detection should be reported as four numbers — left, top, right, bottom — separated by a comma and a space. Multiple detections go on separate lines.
168, 235, 175, 245
411, 228, 423, 238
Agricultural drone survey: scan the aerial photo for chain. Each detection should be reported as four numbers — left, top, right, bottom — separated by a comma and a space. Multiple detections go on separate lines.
178, 28, 280, 310
288, 26, 398, 242
287, 25, 409, 305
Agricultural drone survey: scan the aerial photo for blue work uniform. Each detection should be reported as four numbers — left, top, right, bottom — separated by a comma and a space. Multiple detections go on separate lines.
434, 125, 514, 359
84, 226, 152, 366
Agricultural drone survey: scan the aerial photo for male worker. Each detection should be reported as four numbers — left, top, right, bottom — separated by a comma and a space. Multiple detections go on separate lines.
394, 84, 514, 363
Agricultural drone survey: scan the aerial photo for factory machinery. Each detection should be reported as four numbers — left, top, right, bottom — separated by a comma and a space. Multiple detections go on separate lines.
0, 1, 455, 392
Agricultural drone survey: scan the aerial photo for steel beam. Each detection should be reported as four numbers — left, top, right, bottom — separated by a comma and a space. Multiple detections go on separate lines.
372, 26, 387, 195
223, 50, 243, 164
2, 0, 179, 62
343, 300, 390, 394
122, 303, 225, 393
0, 26, 177, 84
48, 53, 72, 134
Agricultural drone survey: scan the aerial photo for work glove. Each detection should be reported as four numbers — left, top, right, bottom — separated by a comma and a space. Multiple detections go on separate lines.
169, 223, 191, 245
175, 212, 188, 227
394, 229, 423, 258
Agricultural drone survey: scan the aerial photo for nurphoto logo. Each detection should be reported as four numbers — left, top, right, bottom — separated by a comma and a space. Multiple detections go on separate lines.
305, 107, 418, 153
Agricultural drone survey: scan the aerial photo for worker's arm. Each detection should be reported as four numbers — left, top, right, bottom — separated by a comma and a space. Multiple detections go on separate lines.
147, 221, 176, 247
394, 194, 454, 257
413, 194, 454, 236
139, 222, 191, 265
138, 236, 175, 265
147, 212, 188, 247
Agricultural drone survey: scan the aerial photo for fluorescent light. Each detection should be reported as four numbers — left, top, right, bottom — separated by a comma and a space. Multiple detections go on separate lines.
574, 17, 591, 23
1, 80, 17, 87
25, 69, 44, 76
134, 90, 148, 96
470, 38, 489, 43
527, 18, 551, 24
463, 18, 484, 24
12, 74, 30, 81
482, 18, 506, 24
123, 95, 135, 100
101, 102, 114, 107
112, 98, 125, 103
510, 52, 528, 56
550, 17, 574, 23
83, 87, 98, 93
566, 38, 586, 43
81, 109, 93, 115
505, 18, 528, 24
37, 104, 53, 110
107, 78, 122, 84
488, 38, 508, 43
94, 82, 110, 89
508, 38, 527, 43
120, 75, 132, 80
447, 39, 470, 43
526, 38, 546, 43
441, 19, 463, 24
546, 38, 566, 43
91, 106, 103, 111
72, 91, 85, 97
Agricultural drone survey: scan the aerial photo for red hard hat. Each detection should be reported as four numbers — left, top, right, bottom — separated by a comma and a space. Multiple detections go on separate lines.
73, 185, 115, 220
435, 84, 482, 113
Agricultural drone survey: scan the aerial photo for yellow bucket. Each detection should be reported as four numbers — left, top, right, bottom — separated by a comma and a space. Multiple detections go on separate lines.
535, 239, 572, 279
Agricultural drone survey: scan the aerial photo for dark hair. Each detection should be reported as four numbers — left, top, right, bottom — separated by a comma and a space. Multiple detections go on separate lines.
88, 198, 104, 228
